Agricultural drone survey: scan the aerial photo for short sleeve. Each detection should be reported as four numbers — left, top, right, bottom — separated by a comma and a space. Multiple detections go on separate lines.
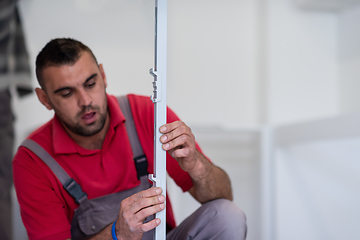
13, 147, 72, 240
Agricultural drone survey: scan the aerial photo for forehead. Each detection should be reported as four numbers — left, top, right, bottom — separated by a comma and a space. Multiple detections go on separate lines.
42, 51, 99, 90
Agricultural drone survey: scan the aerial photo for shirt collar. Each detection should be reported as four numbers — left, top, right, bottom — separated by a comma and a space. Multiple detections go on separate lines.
52, 94, 125, 155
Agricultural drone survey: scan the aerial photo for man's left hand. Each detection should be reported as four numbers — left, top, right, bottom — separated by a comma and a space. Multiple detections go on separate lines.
159, 121, 197, 173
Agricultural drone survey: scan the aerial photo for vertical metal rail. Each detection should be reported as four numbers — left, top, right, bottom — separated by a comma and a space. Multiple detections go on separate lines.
148, 0, 167, 239
260, 126, 275, 240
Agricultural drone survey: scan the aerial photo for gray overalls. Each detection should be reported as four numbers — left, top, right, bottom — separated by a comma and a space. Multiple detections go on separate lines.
21, 96, 155, 240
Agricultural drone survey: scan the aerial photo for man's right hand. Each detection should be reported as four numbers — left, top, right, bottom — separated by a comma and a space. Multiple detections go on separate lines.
115, 187, 165, 240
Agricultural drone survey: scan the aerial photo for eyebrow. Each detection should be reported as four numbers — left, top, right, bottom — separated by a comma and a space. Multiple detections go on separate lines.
53, 73, 98, 94
84, 73, 97, 84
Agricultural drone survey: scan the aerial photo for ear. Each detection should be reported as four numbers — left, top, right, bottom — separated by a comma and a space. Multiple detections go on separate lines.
35, 88, 53, 110
98, 64, 107, 88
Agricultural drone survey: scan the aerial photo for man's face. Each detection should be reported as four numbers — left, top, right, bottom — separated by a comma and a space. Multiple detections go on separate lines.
38, 51, 108, 137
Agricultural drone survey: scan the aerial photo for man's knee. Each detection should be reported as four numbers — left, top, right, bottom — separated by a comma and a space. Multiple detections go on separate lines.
201, 199, 247, 239
168, 199, 247, 240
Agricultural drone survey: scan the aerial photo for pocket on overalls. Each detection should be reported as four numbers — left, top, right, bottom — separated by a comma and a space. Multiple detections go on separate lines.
77, 209, 117, 236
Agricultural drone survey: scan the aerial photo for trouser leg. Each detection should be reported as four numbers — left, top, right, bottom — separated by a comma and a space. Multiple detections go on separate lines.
0, 89, 14, 240
167, 199, 247, 240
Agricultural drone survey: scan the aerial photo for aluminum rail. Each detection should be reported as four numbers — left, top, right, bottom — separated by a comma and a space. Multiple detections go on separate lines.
148, 0, 167, 239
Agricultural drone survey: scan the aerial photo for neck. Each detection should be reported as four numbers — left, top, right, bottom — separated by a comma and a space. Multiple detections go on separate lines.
65, 112, 110, 150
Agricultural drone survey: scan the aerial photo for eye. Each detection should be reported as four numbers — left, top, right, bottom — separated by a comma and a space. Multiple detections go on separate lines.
86, 80, 96, 88
60, 90, 72, 97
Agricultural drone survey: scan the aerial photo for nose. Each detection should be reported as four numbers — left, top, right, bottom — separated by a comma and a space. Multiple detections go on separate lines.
77, 89, 92, 107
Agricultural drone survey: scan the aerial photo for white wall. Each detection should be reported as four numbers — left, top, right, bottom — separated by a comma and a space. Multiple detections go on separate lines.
268, 3, 360, 239
167, 0, 261, 127
274, 136, 360, 240
274, 112, 360, 240
266, 0, 339, 125
275, 139, 360, 240
338, 5, 360, 113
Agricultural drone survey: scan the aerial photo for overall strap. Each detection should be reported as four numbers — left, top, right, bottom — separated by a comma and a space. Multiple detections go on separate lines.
21, 139, 88, 204
117, 95, 148, 180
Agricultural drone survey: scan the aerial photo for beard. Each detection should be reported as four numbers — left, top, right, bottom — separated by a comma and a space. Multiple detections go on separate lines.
61, 106, 108, 136
54, 99, 108, 137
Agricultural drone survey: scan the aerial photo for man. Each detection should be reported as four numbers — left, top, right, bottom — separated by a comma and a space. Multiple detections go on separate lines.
13, 38, 247, 240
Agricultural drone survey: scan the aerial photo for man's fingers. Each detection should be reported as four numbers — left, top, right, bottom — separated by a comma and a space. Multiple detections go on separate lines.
134, 202, 165, 223
120, 187, 163, 219
159, 121, 187, 134
126, 187, 162, 204
162, 134, 190, 151
119, 188, 165, 234
170, 147, 192, 159
139, 187, 162, 198
141, 218, 161, 233
129, 194, 165, 215
123, 201, 165, 231
161, 125, 190, 143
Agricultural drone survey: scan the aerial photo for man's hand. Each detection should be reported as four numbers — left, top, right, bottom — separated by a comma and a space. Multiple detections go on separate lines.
115, 187, 165, 240
160, 121, 197, 173
160, 121, 233, 203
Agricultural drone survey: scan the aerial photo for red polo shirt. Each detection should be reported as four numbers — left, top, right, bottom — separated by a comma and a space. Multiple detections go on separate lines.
13, 94, 200, 240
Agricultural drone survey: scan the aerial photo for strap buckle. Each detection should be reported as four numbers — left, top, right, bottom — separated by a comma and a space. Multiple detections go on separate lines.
134, 155, 148, 180
64, 178, 88, 204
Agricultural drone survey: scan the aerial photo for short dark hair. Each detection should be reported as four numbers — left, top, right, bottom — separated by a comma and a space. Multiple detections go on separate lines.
35, 38, 98, 89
